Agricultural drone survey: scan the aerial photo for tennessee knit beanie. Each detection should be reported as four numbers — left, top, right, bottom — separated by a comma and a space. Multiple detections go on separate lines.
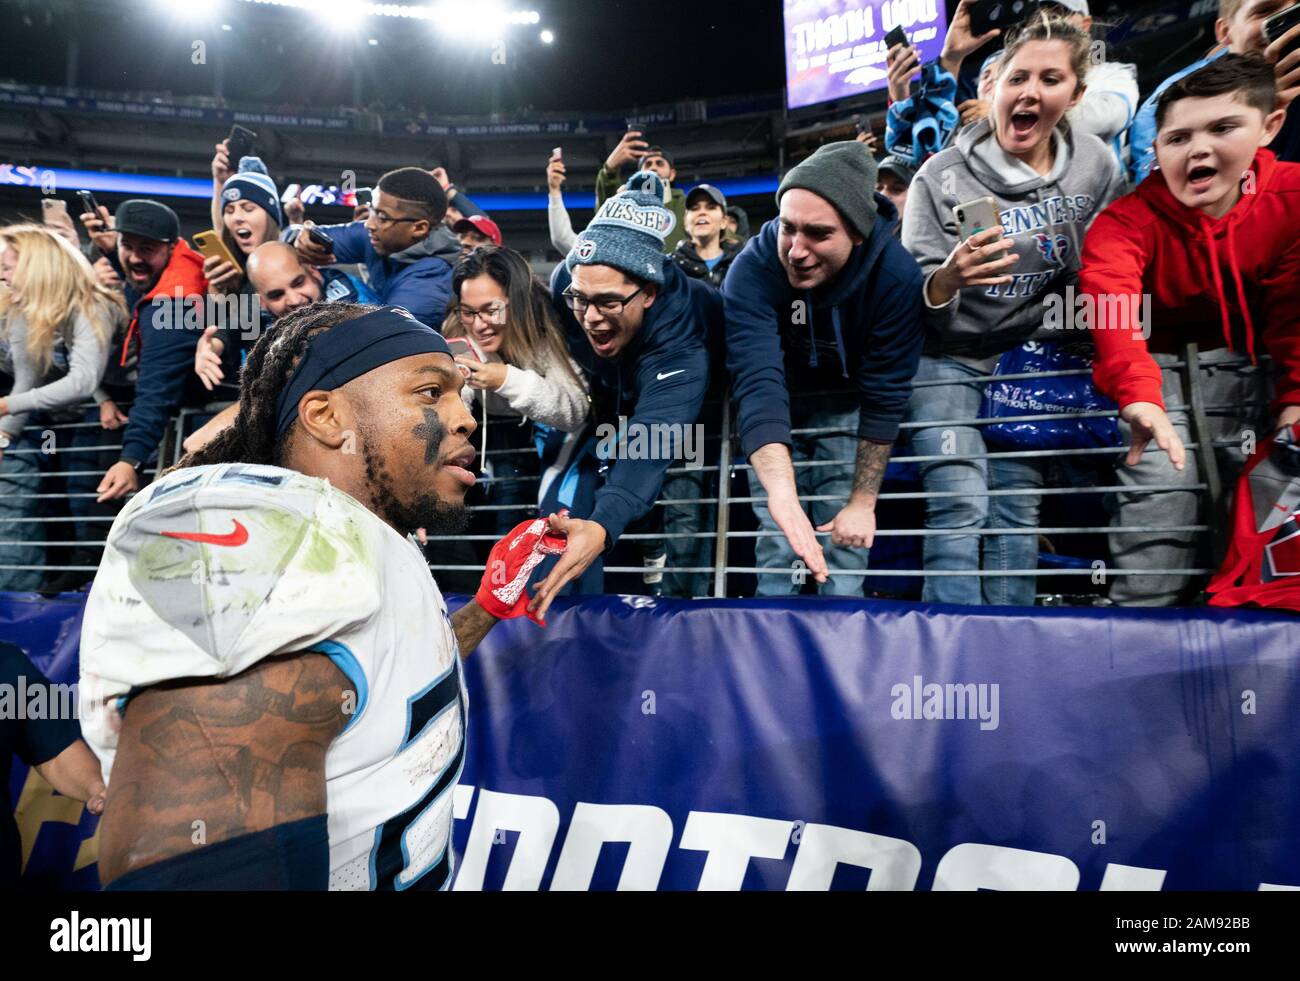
567, 171, 675, 284
221, 156, 283, 228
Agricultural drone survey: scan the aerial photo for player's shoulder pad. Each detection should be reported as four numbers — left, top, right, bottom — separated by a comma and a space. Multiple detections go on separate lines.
105, 463, 383, 669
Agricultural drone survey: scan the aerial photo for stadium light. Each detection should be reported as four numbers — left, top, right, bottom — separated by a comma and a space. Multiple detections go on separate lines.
232, 0, 541, 26
160, 0, 221, 22
540, 28, 553, 43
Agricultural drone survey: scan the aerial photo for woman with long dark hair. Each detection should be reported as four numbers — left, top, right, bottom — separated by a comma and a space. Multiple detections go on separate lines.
442, 246, 589, 534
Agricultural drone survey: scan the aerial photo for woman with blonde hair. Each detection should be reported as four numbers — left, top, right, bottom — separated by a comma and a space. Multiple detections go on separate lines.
901, 11, 1128, 606
0, 223, 126, 590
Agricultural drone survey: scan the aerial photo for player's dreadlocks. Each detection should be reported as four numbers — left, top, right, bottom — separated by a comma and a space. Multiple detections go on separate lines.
181, 301, 377, 469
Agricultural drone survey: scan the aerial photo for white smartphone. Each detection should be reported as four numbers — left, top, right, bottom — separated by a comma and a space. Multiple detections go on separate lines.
552, 146, 562, 159
954, 196, 1007, 260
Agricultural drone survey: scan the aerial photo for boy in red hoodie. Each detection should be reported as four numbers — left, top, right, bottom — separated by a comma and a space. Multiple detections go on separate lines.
1081, 53, 1300, 606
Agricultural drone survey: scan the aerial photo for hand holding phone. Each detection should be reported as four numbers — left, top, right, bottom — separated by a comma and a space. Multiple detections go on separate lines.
886, 39, 922, 103
607, 129, 648, 172
930, 201, 1018, 304
1263, 3, 1300, 67
306, 226, 335, 250
294, 221, 335, 265
80, 203, 116, 254
447, 337, 484, 388
226, 124, 257, 163
77, 190, 99, 218
193, 231, 242, 295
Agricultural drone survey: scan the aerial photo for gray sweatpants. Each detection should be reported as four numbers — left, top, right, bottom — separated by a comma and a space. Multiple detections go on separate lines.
1109, 349, 1271, 606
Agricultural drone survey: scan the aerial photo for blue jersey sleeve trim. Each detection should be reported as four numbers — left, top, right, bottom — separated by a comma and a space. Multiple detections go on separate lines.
306, 639, 368, 734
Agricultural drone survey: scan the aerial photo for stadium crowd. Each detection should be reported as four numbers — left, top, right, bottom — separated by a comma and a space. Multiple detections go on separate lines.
1, 0, 1299, 611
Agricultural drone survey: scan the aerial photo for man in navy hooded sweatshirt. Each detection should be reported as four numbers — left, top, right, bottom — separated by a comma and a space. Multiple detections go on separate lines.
529, 171, 721, 619
725, 140, 924, 595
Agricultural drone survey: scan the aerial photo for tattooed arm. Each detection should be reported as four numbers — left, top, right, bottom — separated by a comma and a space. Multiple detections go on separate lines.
97, 651, 349, 886
851, 439, 892, 507
815, 439, 893, 550
452, 600, 499, 660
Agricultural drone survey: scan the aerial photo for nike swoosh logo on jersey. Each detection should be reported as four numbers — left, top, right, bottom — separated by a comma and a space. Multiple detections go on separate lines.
656, 369, 686, 380
160, 518, 249, 547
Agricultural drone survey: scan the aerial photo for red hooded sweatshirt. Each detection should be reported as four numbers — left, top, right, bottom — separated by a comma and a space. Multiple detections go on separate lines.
1081, 148, 1300, 415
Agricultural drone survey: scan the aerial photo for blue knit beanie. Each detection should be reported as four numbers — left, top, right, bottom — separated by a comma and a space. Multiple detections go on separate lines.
567, 171, 675, 284
221, 156, 282, 227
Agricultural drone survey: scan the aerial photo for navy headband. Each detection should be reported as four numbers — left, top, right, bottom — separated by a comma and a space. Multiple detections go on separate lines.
274, 306, 452, 437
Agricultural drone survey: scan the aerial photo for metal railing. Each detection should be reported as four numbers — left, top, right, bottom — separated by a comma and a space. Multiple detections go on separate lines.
0, 344, 1256, 604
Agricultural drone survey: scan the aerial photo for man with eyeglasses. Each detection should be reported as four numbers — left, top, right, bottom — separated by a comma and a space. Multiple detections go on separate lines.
292, 166, 461, 327
526, 172, 721, 619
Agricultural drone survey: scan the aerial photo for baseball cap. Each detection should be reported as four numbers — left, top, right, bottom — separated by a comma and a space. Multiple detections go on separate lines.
685, 184, 727, 210
877, 155, 917, 184
639, 146, 674, 170
453, 214, 502, 246
114, 199, 180, 243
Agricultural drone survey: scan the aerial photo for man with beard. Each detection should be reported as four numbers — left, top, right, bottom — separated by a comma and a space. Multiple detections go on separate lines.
182, 242, 364, 455
78, 303, 563, 890
87, 199, 212, 503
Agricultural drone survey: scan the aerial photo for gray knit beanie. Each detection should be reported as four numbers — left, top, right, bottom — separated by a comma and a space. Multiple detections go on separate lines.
567, 171, 675, 284
776, 140, 879, 239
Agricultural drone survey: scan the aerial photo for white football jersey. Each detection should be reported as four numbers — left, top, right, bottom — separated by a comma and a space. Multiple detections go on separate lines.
79, 463, 467, 891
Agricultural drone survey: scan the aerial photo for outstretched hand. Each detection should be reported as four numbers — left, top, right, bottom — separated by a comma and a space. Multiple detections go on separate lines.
527, 512, 608, 623
476, 514, 571, 626
1120, 401, 1186, 470
817, 500, 876, 550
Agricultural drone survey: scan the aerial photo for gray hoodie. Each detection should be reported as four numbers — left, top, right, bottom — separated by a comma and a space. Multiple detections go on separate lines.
902, 118, 1128, 366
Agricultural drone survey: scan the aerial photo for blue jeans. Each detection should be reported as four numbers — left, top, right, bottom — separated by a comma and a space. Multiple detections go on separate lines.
0, 434, 43, 591
905, 355, 1042, 606
750, 395, 869, 597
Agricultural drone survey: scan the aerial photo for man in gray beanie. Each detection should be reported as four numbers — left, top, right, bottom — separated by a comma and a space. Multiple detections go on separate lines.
529, 172, 722, 616
723, 139, 925, 596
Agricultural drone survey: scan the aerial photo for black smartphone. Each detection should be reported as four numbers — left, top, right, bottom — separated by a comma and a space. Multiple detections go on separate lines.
1264, 3, 1300, 59
226, 124, 257, 162
969, 0, 1041, 37
306, 226, 335, 250
77, 189, 99, 216
884, 25, 910, 49
355, 187, 373, 208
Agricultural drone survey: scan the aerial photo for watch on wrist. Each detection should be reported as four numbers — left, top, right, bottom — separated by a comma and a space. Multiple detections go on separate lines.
120, 456, 143, 473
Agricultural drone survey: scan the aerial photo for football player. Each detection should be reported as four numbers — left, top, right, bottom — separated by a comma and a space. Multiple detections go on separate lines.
79, 302, 584, 889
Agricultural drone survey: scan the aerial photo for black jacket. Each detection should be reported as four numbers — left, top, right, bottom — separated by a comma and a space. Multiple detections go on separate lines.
671, 238, 744, 288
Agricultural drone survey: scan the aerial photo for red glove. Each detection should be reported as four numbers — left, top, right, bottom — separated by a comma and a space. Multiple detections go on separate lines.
476, 516, 569, 625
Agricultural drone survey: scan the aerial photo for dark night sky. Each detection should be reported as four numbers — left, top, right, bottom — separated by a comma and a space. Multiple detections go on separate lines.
0, 0, 788, 112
